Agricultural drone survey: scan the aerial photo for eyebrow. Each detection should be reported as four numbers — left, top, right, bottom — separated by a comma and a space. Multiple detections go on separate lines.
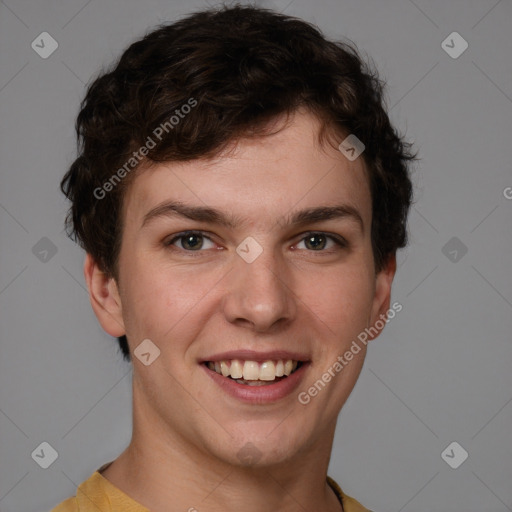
141, 200, 364, 232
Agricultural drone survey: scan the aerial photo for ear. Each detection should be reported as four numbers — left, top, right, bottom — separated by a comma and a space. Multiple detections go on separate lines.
83, 253, 126, 337
368, 253, 397, 341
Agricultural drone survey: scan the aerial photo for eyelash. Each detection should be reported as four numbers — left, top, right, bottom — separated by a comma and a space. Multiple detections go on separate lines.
164, 230, 348, 254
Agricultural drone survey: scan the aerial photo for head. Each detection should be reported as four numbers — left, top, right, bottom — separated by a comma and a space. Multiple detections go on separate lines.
62, 5, 414, 468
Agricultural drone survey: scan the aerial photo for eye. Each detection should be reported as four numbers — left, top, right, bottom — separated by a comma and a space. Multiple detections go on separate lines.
295, 232, 347, 251
165, 231, 216, 251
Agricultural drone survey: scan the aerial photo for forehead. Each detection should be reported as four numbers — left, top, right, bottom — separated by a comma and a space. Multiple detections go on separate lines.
122, 111, 371, 230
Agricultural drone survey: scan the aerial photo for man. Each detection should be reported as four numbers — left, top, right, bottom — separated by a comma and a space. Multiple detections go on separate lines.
53, 4, 415, 511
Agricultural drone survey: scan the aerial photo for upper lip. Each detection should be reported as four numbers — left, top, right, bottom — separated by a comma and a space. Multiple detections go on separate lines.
199, 349, 310, 363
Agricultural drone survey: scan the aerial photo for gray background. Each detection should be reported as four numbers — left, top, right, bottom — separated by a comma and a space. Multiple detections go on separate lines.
0, 0, 511, 511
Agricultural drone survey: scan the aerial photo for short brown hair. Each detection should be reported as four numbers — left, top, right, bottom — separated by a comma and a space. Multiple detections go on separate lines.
61, 4, 416, 360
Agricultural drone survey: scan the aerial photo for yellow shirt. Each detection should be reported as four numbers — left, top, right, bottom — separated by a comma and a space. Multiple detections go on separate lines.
52, 463, 370, 512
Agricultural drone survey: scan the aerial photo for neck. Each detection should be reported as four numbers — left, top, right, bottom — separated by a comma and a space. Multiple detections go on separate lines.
103, 451, 342, 512
101, 391, 343, 511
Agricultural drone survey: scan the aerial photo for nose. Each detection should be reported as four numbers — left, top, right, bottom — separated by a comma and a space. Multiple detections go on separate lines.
221, 246, 296, 333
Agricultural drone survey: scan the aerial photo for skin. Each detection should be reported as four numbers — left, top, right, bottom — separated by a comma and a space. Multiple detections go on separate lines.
84, 110, 396, 512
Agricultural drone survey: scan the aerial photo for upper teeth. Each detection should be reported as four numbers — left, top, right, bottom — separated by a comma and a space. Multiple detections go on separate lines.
207, 359, 299, 381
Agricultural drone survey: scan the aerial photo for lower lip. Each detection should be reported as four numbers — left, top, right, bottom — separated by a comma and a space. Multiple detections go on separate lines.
201, 363, 310, 404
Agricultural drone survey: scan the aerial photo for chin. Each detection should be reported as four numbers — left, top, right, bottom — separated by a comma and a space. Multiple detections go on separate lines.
218, 428, 305, 469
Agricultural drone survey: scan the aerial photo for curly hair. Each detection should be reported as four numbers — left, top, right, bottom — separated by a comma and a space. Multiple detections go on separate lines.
61, 4, 416, 361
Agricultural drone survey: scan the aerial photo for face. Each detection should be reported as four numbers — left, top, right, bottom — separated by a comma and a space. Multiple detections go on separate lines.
88, 110, 395, 469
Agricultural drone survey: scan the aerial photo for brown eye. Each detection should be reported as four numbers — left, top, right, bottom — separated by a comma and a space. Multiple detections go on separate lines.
304, 233, 327, 250
166, 231, 215, 251
296, 232, 347, 251
180, 233, 204, 250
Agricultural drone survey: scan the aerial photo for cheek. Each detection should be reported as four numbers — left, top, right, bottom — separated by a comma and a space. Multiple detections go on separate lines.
298, 264, 375, 335
119, 255, 224, 342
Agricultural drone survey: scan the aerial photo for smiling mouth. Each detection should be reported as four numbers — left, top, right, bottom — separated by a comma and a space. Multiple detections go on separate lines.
204, 359, 304, 386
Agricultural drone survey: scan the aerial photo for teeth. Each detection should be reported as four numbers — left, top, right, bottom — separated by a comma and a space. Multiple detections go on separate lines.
236, 379, 271, 386
242, 361, 260, 380
220, 361, 230, 377
259, 361, 276, 381
230, 359, 243, 379
206, 358, 301, 381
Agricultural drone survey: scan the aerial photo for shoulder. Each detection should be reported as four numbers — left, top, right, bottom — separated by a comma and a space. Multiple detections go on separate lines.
327, 476, 372, 512
49, 469, 104, 512
50, 497, 79, 512
49, 464, 149, 512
